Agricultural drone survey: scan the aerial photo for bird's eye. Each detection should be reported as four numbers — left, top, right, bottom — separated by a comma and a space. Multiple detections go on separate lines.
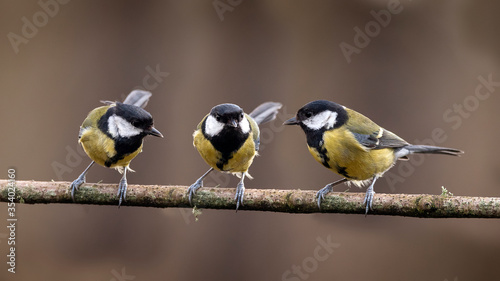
240, 113, 244, 120
305, 112, 313, 118
215, 114, 221, 122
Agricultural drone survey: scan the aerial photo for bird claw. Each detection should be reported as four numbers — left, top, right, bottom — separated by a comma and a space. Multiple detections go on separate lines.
187, 179, 203, 206
235, 182, 245, 211
70, 174, 86, 201
315, 184, 333, 209
117, 177, 128, 207
363, 186, 375, 215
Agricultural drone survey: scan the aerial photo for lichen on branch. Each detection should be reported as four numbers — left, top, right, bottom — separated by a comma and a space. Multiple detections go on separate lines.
1, 180, 499, 218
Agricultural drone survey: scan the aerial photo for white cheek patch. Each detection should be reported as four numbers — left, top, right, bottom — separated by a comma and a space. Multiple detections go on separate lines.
240, 116, 250, 134
303, 110, 338, 130
108, 114, 143, 138
204, 115, 224, 137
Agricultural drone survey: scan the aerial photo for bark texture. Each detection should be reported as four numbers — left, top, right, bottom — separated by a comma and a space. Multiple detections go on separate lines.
1, 180, 499, 218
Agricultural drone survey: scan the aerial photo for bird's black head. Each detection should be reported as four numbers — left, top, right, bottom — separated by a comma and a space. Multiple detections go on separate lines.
211, 103, 244, 126
101, 103, 163, 139
203, 103, 249, 137
284, 100, 348, 132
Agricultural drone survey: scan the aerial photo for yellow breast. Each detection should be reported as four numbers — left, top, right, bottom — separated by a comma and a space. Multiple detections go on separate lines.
309, 127, 396, 180
193, 130, 256, 173
79, 127, 114, 167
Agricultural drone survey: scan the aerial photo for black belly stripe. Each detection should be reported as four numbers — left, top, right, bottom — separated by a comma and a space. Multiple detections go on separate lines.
105, 137, 143, 167
304, 127, 354, 179
216, 152, 233, 171
305, 129, 331, 169
105, 153, 128, 167
105, 159, 113, 168
336, 165, 350, 178
317, 146, 331, 169
202, 121, 250, 171
315, 146, 351, 179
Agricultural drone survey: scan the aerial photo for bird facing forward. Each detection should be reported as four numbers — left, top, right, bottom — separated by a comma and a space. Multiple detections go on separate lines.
188, 102, 282, 210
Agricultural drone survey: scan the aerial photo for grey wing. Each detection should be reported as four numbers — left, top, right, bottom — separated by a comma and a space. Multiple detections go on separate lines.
352, 128, 409, 150
254, 137, 260, 152
246, 115, 261, 151
248, 102, 282, 125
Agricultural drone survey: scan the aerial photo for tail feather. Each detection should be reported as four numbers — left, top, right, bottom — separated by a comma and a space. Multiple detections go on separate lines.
100, 90, 152, 108
249, 102, 282, 125
122, 90, 152, 108
405, 145, 463, 156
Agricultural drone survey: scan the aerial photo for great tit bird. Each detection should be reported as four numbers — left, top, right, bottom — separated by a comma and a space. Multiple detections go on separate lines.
70, 90, 163, 206
284, 100, 463, 214
188, 102, 282, 210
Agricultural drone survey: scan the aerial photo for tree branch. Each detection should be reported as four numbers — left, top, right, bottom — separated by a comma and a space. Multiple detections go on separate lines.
1, 180, 499, 218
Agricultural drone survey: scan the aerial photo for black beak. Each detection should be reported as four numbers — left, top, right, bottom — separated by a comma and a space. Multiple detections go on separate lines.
148, 127, 163, 138
229, 119, 238, 127
283, 117, 299, 125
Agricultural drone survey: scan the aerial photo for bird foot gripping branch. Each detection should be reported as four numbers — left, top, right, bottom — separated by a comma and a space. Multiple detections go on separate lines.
284, 100, 463, 214
68, 97, 463, 214
188, 102, 282, 211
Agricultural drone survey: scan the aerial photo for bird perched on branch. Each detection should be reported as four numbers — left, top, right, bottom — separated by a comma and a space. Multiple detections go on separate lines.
284, 100, 463, 214
70, 90, 163, 206
188, 102, 282, 210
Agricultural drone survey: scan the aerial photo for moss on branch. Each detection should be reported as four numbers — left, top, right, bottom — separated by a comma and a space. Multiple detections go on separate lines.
1, 180, 499, 218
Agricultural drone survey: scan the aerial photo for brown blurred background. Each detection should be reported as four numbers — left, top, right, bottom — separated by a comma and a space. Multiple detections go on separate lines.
1, 1, 499, 280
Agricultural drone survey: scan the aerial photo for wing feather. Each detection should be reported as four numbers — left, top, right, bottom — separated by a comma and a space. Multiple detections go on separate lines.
345, 108, 409, 150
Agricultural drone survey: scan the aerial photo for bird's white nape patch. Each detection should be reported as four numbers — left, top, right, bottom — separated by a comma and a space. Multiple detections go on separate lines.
204, 115, 224, 137
107, 114, 142, 138
240, 116, 250, 134
303, 110, 338, 130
